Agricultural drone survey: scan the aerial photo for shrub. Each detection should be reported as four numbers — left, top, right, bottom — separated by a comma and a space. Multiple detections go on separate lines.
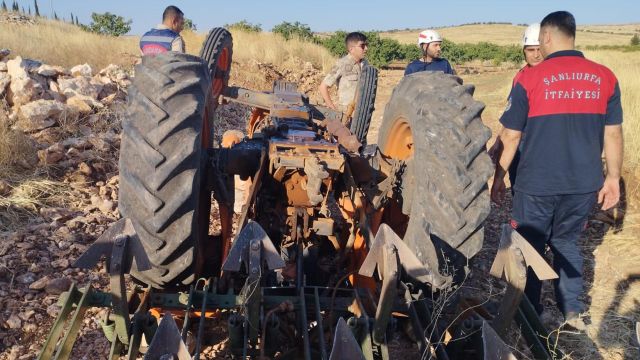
365, 35, 403, 67
184, 18, 196, 31
321, 31, 348, 57
631, 34, 640, 46
84, 12, 132, 36
272, 21, 313, 41
226, 20, 261, 33
321, 31, 404, 67
400, 43, 422, 61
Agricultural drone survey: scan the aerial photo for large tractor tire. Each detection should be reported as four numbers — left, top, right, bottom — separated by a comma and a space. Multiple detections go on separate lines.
350, 65, 378, 145
200, 27, 233, 100
377, 71, 493, 275
119, 52, 212, 288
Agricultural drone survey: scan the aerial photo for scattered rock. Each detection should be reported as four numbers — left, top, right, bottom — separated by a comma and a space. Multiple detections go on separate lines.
57, 76, 101, 99
70, 63, 92, 77
14, 99, 67, 132
51, 258, 70, 269
78, 162, 94, 176
6, 56, 29, 79
7, 76, 37, 107
5, 314, 22, 329
66, 95, 93, 114
88, 136, 111, 152
16, 272, 36, 284
37, 142, 65, 164
62, 137, 92, 149
40, 207, 77, 222
31, 126, 65, 145
99, 64, 128, 81
0, 61, 7, 71
29, 276, 50, 290
0, 72, 10, 97
45, 277, 72, 295
0, 48, 10, 60
0, 179, 11, 196
98, 199, 115, 214
46, 303, 60, 317
68, 94, 104, 112
36, 64, 65, 77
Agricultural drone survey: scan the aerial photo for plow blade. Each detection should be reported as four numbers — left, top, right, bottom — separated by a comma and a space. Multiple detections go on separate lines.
329, 317, 366, 360
222, 219, 285, 272
144, 313, 190, 360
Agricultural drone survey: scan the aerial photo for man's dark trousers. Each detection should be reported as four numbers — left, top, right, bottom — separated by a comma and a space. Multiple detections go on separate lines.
512, 191, 596, 315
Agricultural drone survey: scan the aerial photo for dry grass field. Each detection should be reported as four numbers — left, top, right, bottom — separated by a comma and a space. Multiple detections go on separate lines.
0, 18, 139, 69
183, 29, 337, 72
0, 19, 337, 72
381, 23, 640, 47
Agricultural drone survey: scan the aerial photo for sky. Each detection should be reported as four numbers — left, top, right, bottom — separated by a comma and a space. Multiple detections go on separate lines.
11, 0, 640, 35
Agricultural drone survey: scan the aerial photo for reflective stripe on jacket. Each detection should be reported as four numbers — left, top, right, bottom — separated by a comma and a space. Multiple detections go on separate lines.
140, 28, 180, 55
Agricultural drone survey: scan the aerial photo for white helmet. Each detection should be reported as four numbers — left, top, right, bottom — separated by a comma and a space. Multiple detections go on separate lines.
418, 29, 443, 45
522, 23, 540, 47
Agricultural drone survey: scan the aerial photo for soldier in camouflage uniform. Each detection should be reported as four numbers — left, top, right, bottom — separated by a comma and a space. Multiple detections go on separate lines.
319, 32, 369, 113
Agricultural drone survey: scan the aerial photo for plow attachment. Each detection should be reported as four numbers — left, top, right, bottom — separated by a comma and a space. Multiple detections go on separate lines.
40, 221, 563, 359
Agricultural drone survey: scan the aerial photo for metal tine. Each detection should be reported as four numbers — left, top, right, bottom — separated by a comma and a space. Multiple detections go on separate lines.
242, 316, 249, 359
329, 317, 366, 360
181, 285, 196, 342
481, 321, 517, 360
144, 313, 190, 360
314, 287, 328, 360
38, 283, 81, 360
54, 285, 95, 360
299, 286, 311, 360
635, 322, 640, 358
193, 280, 211, 360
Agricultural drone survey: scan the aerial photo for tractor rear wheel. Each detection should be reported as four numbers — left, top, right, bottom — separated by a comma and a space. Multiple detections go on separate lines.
350, 65, 378, 145
377, 71, 493, 277
200, 27, 233, 100
119, 53, 212, 288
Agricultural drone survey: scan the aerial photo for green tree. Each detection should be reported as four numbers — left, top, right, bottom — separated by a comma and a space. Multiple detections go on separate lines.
12, 0, 17, 11
70, 12, 74, 23
631, 34, 640, 46
27, 5, 30, 15
321, 31, 347, 56
1, 1, 6, 11
75, 15, 79, 26
225, 19, 261, 33
272, 21, 313, 40
183, 17, 196, 31
53, 12, 58, 21
33, 0, 39, 16
400, 43, 422, 61
321, 31, 405, 67
87, 12, 132, 36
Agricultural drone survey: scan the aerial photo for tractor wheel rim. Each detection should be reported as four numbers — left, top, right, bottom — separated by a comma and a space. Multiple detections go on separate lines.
384, 117, 413, 160
211, 47, 230, 99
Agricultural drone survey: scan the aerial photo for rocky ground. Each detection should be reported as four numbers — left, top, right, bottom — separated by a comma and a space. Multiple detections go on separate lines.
0, 48, 130, 359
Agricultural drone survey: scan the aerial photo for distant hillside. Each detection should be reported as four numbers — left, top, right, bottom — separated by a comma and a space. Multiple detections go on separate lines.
380, 23, 640, 46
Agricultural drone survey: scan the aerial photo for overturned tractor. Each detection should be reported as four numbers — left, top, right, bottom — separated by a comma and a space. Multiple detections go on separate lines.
39, 28, 557, 360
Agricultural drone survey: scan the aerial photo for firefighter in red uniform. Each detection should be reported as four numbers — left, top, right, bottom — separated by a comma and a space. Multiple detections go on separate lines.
489, 23, 543, 190
492, 11, 623, 330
